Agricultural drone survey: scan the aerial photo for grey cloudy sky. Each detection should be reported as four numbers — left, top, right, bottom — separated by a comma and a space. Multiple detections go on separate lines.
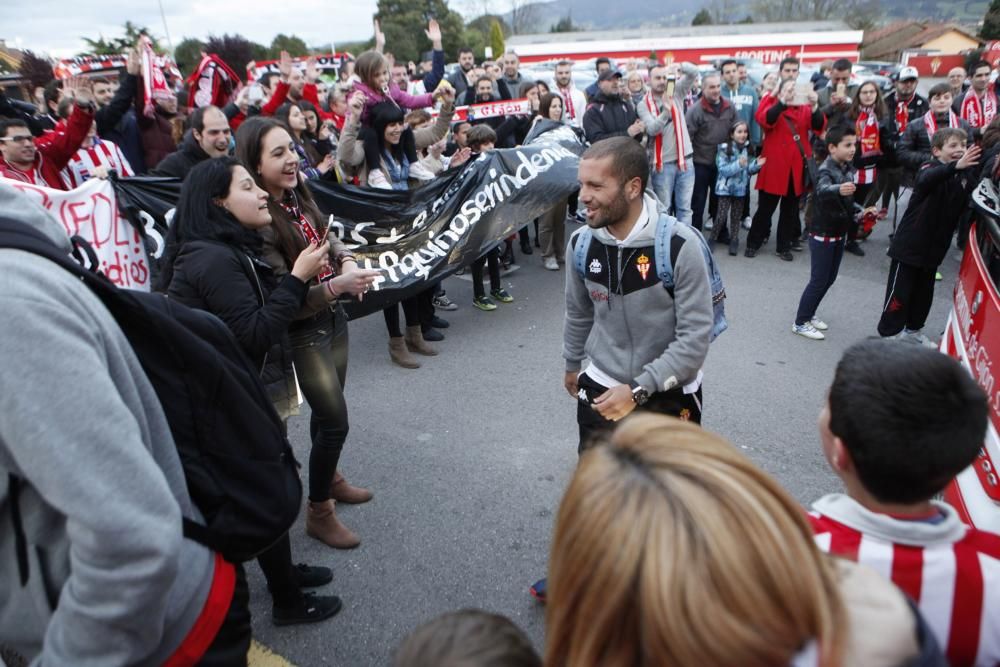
1, 0, 384, 57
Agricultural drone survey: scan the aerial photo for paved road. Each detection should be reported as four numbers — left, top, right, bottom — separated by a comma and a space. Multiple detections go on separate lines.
247, 190, 957, 666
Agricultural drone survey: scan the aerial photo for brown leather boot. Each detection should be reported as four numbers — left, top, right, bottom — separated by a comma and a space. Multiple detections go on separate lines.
404, 325, 438, 356
389, 337, 420, 368
306, 500, 360, 549
330, 470, 373, 504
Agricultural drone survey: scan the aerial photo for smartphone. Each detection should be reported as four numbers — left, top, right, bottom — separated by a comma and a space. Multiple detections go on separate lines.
248, 83, 264, 104
792, 83, 812, 106
836, 82, 847, 97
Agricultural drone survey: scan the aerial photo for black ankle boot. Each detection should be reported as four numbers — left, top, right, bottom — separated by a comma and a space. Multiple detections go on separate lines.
273, 592, 343, 626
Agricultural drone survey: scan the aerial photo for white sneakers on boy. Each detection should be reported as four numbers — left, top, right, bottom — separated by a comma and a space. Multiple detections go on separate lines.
792, 322, 826, 340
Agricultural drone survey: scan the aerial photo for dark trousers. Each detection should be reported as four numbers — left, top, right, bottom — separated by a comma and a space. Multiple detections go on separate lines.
795, 238, 845, 325
382, 296, 420, 338
197, 563, 252, 666
257, 534, 302, 607
713, 196, 745, 242
878, 259, 937, 337
575, 373, 703, 453
472, 247, 501, 298
691, 162, 717, 231
289, 310, 350, 502
748, 181, 802, 253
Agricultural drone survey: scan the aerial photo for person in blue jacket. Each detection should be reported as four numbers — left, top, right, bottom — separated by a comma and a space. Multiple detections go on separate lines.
712, 120, 763, 255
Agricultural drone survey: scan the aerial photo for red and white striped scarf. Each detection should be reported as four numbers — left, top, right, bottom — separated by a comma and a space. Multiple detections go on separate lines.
277, 196, 333, 284
643, 91, 687, 173
895, 97, 911, 134
960, 89, 998, 129
557, 86, 576, 121
140, 36, 173, 119
923, 109, 961, 143
855, 107, 881, 185
62, 139, 133, 189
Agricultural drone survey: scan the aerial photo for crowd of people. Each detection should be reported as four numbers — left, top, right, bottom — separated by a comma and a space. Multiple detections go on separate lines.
1, 17, 999, 666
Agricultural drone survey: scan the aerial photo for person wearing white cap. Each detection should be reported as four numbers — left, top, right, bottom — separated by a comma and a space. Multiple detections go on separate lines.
876, 66, 928, 213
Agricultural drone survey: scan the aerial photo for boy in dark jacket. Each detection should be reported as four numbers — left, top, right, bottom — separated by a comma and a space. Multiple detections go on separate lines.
898, 84, 973, 179
877, 128, 980, 344
793, 125, 860, 340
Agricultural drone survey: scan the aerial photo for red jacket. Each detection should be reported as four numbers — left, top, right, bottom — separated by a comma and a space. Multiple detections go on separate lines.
0, 104, 93, 190
261, 81, 331, 120
755, 95, 826, 197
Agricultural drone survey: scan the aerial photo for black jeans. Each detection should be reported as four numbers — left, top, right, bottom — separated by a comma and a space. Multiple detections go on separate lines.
575, 373, 703, 453
289, 309, 350, 502
471, 247, 501, 298
691, 162, 717, 231
383, 296, 420, 338
197, 563, 252, 666
878, 259, 937, 336
748, 179, 802, 252
257, 533, 302, 608
796, 238, 844, 325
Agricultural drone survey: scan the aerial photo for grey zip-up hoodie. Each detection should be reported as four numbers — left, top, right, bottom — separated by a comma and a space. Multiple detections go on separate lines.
564, 194, 713, 393
0, 185, 215, 666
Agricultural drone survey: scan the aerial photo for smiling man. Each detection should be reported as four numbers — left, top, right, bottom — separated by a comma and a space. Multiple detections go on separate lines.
151, 106, 232, 178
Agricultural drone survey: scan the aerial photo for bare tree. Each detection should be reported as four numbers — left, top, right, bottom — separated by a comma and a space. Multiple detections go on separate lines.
751, 0, 879, 24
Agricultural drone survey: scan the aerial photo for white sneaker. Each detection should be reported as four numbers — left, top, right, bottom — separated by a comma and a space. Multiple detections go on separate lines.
543, 257, 560, 271
792, 322, 825, 340
742, 217, 752, 230
810, 318, 829, 331
903, 328, 937, 348
704, 217, 714, 230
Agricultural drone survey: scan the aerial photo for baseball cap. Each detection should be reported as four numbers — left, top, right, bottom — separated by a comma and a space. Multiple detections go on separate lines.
896, 66, 919, 81
597, 69, 623, 82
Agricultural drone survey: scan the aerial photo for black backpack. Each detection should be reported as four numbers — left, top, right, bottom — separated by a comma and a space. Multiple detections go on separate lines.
0, 218, 302, 579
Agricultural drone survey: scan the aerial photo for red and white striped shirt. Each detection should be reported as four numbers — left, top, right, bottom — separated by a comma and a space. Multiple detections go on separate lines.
808, 494, 1000, 667
61, 138, 133, 189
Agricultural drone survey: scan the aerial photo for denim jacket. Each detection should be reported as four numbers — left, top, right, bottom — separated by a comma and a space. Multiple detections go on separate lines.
714, 142, 761, 197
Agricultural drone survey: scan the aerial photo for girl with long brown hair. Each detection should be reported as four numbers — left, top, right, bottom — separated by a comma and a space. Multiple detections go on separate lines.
235, 117, 381, 550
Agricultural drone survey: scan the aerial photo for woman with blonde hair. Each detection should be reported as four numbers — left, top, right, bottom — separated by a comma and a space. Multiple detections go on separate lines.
544, 414, 941, 667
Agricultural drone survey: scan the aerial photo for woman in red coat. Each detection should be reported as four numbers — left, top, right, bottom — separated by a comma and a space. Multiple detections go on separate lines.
745, 78, 826, 260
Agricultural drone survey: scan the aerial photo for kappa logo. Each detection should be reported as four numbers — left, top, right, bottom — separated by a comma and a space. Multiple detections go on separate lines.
577, 388, 589, 403
589, 258, 602, 273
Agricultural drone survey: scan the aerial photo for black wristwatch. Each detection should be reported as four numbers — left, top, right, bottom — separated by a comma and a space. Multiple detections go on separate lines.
629, 381, 649, 407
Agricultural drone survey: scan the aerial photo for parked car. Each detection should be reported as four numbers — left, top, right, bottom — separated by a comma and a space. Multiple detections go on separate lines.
857, 60, 902, 79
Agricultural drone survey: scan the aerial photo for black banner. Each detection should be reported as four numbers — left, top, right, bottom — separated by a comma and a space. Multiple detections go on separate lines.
113, 141, 581, 318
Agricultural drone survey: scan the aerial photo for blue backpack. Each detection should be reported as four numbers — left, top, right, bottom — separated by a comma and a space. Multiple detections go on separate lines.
572, 214, 728, 341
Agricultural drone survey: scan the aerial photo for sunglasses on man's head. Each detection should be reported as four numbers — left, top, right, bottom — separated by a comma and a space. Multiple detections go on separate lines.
0, 134, 35, 144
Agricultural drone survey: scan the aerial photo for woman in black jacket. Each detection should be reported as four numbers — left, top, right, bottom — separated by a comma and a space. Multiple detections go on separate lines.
158, 157, 343, 627
845, 81, 893, 255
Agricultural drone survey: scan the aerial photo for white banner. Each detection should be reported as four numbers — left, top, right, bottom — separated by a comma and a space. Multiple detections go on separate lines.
1, 177, 151, 291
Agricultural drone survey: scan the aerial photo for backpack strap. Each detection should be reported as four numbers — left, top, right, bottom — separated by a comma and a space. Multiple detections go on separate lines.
654, 214, 685, 297
0, 217, 113, 298
8, 474, 29, 587
572, 226, 594, 279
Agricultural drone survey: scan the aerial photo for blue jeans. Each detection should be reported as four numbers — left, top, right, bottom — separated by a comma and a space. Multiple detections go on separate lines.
650, 162, 694, 224
795, 237, 844, 325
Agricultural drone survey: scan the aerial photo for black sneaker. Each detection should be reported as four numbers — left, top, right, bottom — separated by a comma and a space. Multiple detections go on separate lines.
845, 241, 865, 257
293, 564, 332, 589
744, 247, 757, 258
429, 316, 450, 329
422, 328, 445, 342
776, 250, 794, 261
273, 593, 343, 626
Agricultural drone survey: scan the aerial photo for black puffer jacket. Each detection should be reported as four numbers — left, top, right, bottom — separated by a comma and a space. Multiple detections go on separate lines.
166, 240, 308, 419
151, 130, 211, 179
583, 90, 640, 145
897, 115, 973, 174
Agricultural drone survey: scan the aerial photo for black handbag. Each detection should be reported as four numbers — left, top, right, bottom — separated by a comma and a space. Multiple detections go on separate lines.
784, 115, 819, 191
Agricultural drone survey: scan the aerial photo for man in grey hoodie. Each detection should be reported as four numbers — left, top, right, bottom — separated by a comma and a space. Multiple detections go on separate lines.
564, 137, 713, 451
0, 185, 250, 665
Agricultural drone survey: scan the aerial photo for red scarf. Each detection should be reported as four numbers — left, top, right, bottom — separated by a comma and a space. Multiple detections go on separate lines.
140, 36, 173, 119
895, 97, 911, 134
644, 92, 688, 173
922, 109, 960, 142
186, 54, 241, 111
557, 86, 576, 121
277, 196, 333, 284
856, 107, 881, 157
960, 89, 998, 129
